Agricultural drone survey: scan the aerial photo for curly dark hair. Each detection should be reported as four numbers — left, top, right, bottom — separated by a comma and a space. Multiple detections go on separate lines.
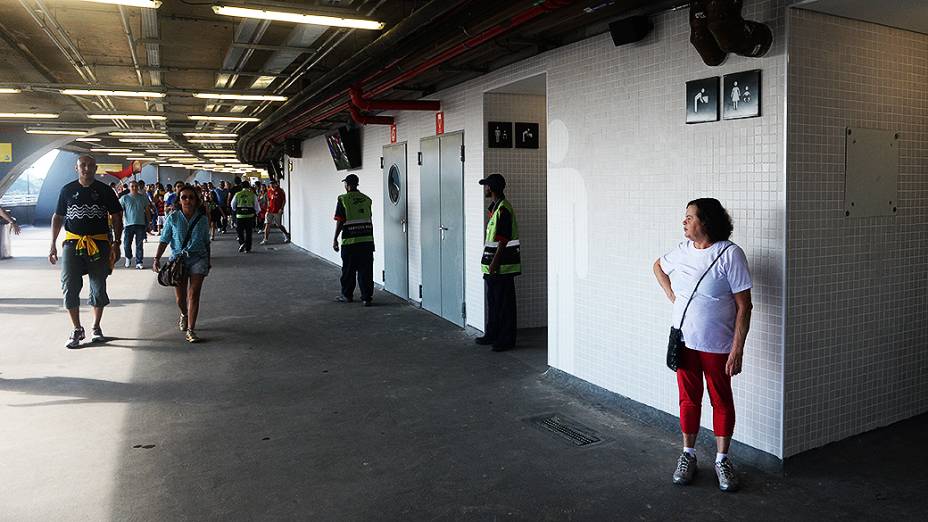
687, 198, 733, 242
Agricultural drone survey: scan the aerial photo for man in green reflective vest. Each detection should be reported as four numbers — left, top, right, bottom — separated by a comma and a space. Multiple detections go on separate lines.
232, 180, 260, 253
477, 173, 520, 351
332, 174, 375, 306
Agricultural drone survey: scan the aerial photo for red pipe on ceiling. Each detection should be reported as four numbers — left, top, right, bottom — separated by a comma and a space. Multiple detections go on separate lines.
348, 103, 395, 126
255, 0, 577, 158
349, 86, 441, 112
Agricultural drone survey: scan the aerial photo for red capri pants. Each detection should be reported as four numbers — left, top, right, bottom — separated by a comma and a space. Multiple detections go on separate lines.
677, 347, 735, 437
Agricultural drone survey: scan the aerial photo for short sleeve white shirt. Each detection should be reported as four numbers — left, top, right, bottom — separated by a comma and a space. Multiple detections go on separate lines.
659, 240, 752, 353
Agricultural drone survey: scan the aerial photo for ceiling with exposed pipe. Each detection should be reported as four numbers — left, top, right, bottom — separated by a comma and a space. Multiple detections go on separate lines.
0, 0, 686, 170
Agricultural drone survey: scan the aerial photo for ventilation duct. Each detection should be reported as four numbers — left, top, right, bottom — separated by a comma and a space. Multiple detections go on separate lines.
689, 0, 773, 66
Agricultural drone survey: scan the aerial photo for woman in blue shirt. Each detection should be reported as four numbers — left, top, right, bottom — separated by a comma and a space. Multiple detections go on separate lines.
153, 185, 211, 343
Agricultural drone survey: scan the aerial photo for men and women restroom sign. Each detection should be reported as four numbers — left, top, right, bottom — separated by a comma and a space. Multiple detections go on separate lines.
686, 69, 761, 123
488, 121, 540, 149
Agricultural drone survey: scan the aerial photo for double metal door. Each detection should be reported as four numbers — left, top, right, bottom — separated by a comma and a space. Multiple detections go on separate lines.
382, 143, 408, 299
420, 131, 465, 326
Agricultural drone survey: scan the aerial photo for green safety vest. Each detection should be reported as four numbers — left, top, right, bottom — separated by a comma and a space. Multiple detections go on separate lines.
339, 191, 374, 246
481, 199, 521, 275
233, 190, 257, 219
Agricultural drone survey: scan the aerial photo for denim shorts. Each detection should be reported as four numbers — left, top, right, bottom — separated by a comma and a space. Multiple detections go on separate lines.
172, 253, 210, 276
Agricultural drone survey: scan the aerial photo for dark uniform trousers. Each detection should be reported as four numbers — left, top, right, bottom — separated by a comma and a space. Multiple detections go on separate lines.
484, 274, 517, 348
236, 216, 256, 251
340, 242, 374, 302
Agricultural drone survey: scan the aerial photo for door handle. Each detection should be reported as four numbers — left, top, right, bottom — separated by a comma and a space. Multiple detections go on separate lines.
439, 225, 448, 240
402, 219, 407, 233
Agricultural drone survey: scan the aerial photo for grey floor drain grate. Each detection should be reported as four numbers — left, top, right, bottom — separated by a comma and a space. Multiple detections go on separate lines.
527, 413, 603, 447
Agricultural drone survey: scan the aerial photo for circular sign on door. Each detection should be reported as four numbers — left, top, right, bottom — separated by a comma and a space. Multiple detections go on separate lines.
388, 164, 401, 205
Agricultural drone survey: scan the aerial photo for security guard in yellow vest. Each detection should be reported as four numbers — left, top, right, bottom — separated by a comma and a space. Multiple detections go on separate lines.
232, 180, 259, 253
477, 173, 520, 351
332, 174, 375, 306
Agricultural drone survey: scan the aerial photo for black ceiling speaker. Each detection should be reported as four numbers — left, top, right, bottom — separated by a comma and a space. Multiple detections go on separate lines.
706, 0, 773, 58
608, 15, 653, 46
285, 138, 302, 158
690, 0, 727, 66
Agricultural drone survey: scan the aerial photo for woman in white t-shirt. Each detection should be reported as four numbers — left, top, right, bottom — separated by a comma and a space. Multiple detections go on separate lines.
653, 198, 753, 492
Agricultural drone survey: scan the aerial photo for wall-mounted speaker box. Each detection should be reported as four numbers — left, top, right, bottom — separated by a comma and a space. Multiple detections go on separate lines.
609, 16, 653, 47
285, 138, 302, 158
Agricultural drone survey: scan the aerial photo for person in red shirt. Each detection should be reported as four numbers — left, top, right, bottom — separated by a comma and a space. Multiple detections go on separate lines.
261, 178, 291, 245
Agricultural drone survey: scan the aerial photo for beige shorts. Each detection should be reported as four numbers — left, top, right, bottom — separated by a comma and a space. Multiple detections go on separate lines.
266, 212, 283, 226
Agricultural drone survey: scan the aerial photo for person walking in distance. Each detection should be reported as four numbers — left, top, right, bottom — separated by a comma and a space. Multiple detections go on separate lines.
153, 185, 211, 343
332, 174, 374, 306
261, 178, 291, 245
212, 181, 230, 233
165, 181, 185, 214
226, 177, 243, 230
232, 180, 259, 253
119, 180, 151, 269
475, 173, 521, 351
49, 155, 124, 349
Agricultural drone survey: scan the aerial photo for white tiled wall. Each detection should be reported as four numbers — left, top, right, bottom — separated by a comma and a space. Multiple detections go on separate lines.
484, 93, 548, 329
784, 9, 928, 457
289, 0, 789, 457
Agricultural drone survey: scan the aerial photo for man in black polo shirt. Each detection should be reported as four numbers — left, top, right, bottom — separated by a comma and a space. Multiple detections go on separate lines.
49, 155, 124, 349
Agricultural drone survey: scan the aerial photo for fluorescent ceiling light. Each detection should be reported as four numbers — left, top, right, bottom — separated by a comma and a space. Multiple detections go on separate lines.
0, 88, 22, 94
109, 131, 168, 137
198, 149, 236, 154
188, 139, 236, 144
0, 113, 59, 119
195, 164, 219, 168
126, 157, 156, 160
212, 158, 239, 163
147, 149, 186, 154
212, 5, 384, 30
188, 115, 260, 122
75, 137, 101, 142
88, 114, 167, 121
74, 0, 163, 8
163, 163, 186, 167
90, 148, 134, 153
119, 138, 172, 143
158, 153, 192, 158
183, 132, 237, 137
109, 153, 141, 156
63, 89, 165, 98
171, 158, 199, 162
193, 92, 287, 102
25, 129, 87, 135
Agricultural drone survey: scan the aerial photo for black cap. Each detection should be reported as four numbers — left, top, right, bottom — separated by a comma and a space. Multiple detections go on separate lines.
342, 174, 359, 185
478, 173, 505, 192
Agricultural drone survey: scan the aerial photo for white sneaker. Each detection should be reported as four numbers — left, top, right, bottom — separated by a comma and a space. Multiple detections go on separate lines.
135, 263, 143, 270
124, 258, 131, 268
260, 239, 268, 245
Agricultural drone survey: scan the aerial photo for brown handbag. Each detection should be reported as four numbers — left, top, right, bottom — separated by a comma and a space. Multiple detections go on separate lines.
157, 213, 203, 287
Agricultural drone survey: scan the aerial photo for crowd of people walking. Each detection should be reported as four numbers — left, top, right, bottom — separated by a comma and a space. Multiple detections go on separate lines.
50, 156, 292, 345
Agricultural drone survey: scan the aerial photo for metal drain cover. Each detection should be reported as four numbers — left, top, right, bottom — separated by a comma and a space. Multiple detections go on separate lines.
527, 413, 603, 447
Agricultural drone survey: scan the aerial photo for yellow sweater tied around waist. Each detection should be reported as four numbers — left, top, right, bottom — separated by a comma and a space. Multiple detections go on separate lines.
65, 232, 110, 261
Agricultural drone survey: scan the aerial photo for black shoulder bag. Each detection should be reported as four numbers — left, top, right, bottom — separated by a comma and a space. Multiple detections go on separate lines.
666, 243, 732, 371
158, 213, 203, 287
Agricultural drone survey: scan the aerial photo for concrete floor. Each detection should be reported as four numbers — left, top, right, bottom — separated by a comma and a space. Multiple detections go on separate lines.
1, 227, 925, 521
